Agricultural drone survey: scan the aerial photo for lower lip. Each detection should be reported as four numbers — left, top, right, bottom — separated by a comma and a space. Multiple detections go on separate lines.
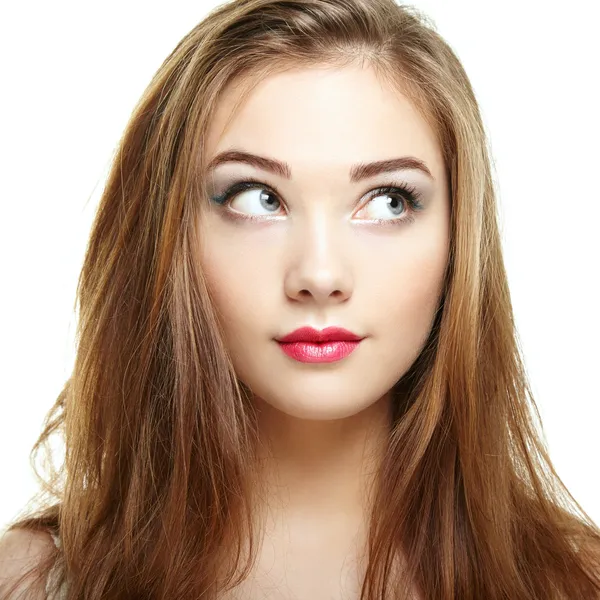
277, 340, 361, 363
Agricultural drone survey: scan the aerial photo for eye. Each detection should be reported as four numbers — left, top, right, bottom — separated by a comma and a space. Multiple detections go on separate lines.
229, 186, 282, 216
359, 193, 407, 220
209, 180, 284, 217
209, 179, 424, 224
354, 184, 423, 223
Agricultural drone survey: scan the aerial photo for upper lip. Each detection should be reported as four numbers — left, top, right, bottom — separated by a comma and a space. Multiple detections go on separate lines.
276, 326, 363, 343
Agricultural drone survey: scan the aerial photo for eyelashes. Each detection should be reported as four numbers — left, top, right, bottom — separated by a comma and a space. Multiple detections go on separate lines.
209, 175, 425, 226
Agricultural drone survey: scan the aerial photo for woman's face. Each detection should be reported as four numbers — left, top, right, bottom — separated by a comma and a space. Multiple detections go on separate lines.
199, 64, 450, 420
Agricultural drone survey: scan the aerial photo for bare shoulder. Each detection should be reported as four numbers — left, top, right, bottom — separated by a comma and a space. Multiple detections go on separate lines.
0, 528, 56, 599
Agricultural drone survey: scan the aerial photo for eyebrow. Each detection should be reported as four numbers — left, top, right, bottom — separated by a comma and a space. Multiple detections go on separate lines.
206, 149, 434, 182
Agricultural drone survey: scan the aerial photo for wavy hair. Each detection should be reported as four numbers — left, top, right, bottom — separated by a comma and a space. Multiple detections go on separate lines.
5, 0, 600, 598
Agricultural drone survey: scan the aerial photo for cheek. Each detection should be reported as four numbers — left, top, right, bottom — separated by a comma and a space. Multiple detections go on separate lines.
198, 226, 279, 332
365, 235, 448, 355
400, 250, 447, 309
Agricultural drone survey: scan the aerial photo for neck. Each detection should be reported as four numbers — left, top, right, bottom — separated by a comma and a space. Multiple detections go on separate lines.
252, 393, 392, 522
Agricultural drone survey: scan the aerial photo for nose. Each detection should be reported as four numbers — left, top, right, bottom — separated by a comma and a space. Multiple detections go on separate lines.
283, 215, 353, 305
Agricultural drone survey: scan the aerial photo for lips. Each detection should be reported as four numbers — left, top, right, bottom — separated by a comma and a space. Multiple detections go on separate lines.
275, 326, 364, 363
276, 326, 363, 343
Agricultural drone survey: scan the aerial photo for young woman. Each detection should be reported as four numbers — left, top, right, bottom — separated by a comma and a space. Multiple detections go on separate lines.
1, 0, 599, 598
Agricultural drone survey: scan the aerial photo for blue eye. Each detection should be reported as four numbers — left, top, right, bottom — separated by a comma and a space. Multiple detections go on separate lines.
355, 183, 424, 224
210, 178, 284, 218
209, 177, 424, 225
361, 192, 407, 219
226, 186, 281, 216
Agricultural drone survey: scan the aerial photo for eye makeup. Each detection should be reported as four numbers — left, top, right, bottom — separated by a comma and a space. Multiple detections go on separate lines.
208, 175, 426, 226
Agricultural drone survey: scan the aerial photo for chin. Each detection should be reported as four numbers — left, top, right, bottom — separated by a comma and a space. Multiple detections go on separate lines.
250, 382, 388, 421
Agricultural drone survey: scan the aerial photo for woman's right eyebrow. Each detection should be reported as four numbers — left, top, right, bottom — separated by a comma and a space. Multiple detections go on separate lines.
206, 149, 435, 182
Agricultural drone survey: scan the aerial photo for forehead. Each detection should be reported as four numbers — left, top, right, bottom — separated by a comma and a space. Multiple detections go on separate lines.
204, 64, 444, 181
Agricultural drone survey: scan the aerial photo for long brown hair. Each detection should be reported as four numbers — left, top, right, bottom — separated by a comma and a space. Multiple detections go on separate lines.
5, 0, 600, 598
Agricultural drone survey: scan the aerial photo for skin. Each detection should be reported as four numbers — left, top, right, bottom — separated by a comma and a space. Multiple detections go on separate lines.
199, 63, 450, 599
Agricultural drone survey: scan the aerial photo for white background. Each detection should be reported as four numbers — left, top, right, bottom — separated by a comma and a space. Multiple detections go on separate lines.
1, 1, 598, 533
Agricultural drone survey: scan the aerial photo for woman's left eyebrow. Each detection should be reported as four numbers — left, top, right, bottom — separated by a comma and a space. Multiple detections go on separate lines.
206, 149, 435, 182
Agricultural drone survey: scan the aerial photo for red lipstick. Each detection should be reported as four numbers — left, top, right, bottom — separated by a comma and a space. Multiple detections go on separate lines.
276, 326, 364, 363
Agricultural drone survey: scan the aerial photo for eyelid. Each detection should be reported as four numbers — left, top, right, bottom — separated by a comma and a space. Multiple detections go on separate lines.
210, 177, 286, 210
211, 176, 424, 217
